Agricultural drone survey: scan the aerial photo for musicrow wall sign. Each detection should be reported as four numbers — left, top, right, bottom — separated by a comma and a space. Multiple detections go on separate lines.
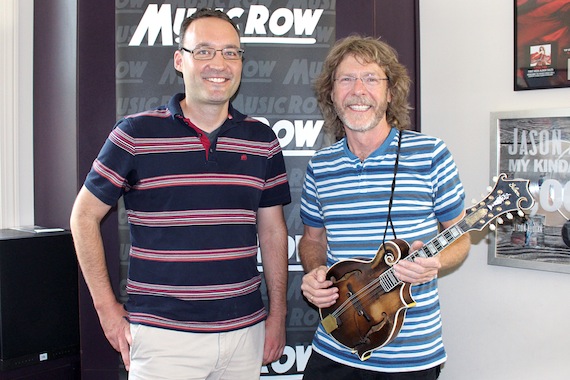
115, 1, 336, 377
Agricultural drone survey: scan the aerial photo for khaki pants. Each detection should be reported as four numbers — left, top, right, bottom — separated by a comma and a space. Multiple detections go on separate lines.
128, 322, 265, 380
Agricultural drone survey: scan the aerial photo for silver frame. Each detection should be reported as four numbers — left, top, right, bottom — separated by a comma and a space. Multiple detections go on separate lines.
489, 108, 570, 273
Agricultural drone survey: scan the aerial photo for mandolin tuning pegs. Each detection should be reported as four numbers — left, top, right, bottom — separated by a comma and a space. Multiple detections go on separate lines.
518, 210, 525, 217
471, 198, 478, 204
489, 224, 496, 231
486, 186, 493, 192
497, 217, 504, 224
506, 213, 513, 220
492, 176, 498, 183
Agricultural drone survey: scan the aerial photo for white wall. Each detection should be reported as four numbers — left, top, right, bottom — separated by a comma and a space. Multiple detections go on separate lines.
17, 0, 34, 226
0, 0, 34, 228
421, 2, 570, 379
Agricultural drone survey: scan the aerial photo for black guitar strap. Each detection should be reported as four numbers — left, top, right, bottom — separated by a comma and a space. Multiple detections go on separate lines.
381, 129, 402, 245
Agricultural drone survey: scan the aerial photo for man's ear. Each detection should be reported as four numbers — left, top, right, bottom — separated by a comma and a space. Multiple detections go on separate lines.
173, 49, 183, 72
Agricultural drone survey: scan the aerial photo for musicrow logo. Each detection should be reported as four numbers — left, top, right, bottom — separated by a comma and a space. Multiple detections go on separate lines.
128, 4, 326, 46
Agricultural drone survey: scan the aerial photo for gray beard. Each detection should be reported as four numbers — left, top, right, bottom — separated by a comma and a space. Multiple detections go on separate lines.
336, 106, 386, 133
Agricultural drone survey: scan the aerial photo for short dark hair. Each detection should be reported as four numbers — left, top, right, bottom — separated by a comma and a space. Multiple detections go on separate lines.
179, 8, 240, 48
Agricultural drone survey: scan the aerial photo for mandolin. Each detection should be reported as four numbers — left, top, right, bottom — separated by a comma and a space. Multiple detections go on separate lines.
319, 174, 534, 361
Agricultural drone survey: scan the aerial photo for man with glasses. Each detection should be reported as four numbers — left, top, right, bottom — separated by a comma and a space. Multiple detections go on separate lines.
299, 36, 470, 379
70, 8, 290, 379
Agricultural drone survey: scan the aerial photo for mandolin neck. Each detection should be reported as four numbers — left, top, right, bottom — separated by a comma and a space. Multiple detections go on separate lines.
380, 220, 469, 293
406, 220, 468, 262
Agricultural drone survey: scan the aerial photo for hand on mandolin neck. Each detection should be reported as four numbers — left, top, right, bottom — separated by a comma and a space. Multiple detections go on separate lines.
393, 209, 471, 286
392, 241, 442, 285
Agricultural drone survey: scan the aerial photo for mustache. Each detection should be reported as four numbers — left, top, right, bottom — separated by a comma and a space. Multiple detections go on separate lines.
344, 96, 373, 106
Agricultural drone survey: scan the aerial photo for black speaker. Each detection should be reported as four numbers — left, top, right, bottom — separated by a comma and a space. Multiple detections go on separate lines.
0, 229, 80, 371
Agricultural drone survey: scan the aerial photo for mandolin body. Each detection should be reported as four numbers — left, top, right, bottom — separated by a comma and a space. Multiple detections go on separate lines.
319, 239, 415, 361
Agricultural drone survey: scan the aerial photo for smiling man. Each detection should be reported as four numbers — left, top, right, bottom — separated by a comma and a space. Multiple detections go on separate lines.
70, 8, 290, 380
298, 36, 470, 379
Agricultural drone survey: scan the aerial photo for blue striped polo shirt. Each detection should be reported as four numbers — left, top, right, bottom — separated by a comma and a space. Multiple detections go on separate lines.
300, 127, 465, 372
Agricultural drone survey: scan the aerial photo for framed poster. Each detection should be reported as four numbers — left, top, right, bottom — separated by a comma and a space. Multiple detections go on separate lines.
489, 109, 570, 273
514, 0, 570, 91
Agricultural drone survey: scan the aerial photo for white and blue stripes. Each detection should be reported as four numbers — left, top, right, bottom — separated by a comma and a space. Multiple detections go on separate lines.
300, 127, 465, 372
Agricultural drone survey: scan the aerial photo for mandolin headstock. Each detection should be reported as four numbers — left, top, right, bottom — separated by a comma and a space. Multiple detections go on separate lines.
463, 173, 534, 232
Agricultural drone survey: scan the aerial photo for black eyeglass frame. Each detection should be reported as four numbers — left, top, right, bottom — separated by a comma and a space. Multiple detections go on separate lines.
179, 46, 245, 61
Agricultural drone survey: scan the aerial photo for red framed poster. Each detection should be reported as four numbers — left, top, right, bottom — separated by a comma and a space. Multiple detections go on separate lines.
515, 0, 570, 90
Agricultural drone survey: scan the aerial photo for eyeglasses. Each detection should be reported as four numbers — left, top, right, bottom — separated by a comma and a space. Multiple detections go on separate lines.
179, 46, 244, 61
334, 75, 389, 88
